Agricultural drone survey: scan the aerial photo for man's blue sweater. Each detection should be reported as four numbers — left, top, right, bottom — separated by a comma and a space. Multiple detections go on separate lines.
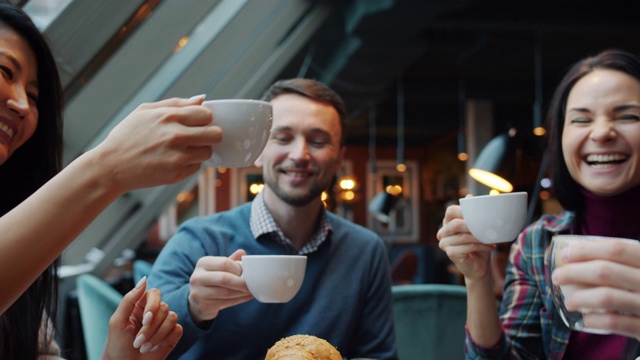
148, 202, 398, 360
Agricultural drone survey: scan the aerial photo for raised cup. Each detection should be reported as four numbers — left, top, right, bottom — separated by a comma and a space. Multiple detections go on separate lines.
459, 192, 527, 244
202, 99, 272, 168
239, 255, 307, 303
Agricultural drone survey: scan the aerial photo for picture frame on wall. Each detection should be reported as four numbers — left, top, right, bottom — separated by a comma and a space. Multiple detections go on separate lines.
366, 160, 420, 243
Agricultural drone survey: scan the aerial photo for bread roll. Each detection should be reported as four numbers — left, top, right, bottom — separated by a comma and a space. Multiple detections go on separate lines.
265, 334, 342, 360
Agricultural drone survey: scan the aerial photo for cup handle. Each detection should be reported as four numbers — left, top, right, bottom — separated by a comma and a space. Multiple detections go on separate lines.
235, 260, 243, 277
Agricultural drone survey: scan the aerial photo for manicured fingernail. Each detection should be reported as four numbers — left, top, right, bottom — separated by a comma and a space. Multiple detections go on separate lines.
561, 247, 570, 261
150, 345, 160, 352
142, 311, 153, 326
133, 333, 146, 348
140, 342, 154, 354
135, 276, 146, 289
189, 94, 206, 101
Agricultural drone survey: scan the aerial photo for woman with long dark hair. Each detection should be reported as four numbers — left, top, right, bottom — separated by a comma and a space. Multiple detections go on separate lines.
0, 1, 221, 358
0, 2, 64, 358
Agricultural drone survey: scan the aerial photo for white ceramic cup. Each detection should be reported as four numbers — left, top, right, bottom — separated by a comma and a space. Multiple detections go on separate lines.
202, 99, 272, 168
459, 192, 527, 244
548, 235, 638, 334
239, 255, 307, 303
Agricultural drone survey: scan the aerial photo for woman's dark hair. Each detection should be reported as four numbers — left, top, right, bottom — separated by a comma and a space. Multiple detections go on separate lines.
261, 78, 348, 146
546, 49, 640, 211
0, 2, 64, 359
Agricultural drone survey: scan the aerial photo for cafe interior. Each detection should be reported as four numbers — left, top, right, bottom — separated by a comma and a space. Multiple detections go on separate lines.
14, 0, 640, 358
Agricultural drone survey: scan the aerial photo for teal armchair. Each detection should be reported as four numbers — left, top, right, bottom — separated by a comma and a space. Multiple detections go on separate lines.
76, 274, 123, 360
392, 284, 467, 360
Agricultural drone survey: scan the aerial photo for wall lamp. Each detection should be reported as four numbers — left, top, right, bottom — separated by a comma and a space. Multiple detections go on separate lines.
368, 186, 403, 224
468, 128, 517, 193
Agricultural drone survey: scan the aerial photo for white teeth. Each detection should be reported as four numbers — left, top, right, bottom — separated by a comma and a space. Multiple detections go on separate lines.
586, 153, 627, 163
0, 123, 14, 139
590, 163, 616, 169
287, 172, 309, 177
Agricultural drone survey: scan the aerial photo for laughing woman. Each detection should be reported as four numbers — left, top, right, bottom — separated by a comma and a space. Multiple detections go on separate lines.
0, 2, 221, 359
437, 49, 640, 359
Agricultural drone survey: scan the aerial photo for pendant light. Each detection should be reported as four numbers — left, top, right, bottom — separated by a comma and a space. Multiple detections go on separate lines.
468, 128, 518, 193
396, 78, 406, 173
457, 78, 468, 161
533, 31, 545, 137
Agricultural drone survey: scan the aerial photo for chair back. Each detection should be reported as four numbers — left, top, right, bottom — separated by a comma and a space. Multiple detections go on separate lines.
392, 283, 467, 360
76, 274, 123, 360
133, 259, 154, 284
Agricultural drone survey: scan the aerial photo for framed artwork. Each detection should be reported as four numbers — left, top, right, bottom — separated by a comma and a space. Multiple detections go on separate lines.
366, 160, 420, 243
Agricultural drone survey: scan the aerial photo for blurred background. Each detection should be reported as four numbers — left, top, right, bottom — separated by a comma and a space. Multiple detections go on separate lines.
12, 0, 640, 357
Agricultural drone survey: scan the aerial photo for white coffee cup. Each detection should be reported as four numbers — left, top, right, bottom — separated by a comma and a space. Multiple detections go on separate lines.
239, 255, 307, 303
459, 192, 527, 244
202, 99, 272, 168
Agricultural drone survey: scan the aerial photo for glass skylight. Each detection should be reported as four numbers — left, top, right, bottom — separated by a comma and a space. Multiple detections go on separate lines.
22, 0, 73, 31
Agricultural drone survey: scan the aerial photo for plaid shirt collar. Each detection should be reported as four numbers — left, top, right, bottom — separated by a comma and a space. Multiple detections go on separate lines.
249, 191, 333, 254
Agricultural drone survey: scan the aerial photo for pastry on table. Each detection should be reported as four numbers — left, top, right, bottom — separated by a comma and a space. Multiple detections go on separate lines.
265, 334, 342, 360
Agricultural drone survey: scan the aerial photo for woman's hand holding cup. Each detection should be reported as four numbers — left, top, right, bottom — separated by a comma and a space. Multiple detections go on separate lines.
93, 95, 223, 195
436, 203, 496, 282
438, 192, 527, 281
459, 192, 527, 245
549, 235, 640, 338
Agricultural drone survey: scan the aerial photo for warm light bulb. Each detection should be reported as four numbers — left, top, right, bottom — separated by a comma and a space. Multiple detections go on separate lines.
457, 152, 469, 161
385, 185, 403, 196
339, 177, 356, 190
468, 168, 513, 193
249, 183, 264, 195
533, 127, 546, 136
396, 163, 407, 172
341, 190, 355, 201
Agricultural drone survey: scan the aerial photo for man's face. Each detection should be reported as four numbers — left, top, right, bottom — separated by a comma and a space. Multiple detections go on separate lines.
255, 93, 344, 207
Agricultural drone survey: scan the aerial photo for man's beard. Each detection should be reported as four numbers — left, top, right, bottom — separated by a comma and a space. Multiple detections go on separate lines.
265, 178, 328, 207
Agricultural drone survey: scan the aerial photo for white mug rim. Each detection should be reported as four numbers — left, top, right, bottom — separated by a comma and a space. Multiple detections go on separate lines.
459, 191, 527, 202
202, 99, 271, 106
241, 255, 307, 259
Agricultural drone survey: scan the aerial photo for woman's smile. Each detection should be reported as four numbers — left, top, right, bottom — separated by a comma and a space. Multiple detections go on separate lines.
584, 152, 628, 169
0, 122, 14, 143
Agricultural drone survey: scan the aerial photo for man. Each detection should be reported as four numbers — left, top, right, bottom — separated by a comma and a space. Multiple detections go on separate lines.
148, 78, 398, 359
